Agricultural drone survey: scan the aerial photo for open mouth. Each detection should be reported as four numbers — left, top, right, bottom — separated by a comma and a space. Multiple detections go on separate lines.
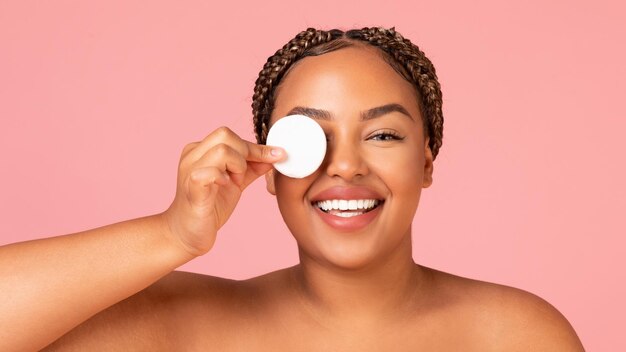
312, 199, 384, 218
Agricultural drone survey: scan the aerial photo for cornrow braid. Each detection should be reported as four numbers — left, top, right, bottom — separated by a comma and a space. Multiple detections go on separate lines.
251, 26, 444, 160
251, 28, 343, 144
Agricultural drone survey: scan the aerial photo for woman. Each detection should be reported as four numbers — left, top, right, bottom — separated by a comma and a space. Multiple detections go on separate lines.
0, 27, 584, 351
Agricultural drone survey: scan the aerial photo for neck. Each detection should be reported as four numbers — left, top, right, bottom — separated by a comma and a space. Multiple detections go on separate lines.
289, 229, 429, 322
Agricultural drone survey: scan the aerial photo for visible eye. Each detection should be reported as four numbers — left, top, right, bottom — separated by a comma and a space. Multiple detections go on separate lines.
369, 130, 404, 141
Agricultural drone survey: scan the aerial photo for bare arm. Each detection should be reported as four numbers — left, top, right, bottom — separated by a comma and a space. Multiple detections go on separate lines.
0, 214, 193, 351
0, 127, 284, 351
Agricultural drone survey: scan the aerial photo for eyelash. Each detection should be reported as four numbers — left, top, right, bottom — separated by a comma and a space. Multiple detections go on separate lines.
369, 130, 404, 141
323, 130, 404, 142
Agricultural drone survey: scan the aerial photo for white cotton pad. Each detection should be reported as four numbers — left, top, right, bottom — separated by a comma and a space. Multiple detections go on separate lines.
266, 114, 327, 178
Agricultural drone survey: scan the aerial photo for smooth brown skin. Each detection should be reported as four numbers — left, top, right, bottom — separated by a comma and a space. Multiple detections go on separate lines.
0, 45, 584, 351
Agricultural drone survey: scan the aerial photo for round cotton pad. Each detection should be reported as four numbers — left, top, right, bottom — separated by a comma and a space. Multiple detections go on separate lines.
266, 114, 327, 178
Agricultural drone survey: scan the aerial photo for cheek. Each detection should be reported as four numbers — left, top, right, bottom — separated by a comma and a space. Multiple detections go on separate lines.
368, 145, 424, 193
274, 174, 310, 207
273, 174, 317, 241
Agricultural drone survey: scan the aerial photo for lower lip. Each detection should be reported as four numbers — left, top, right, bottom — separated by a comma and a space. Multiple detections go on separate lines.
312, 203, 383, 232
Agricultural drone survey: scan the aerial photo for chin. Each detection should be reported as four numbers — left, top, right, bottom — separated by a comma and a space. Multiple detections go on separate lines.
297, 238, 388, 272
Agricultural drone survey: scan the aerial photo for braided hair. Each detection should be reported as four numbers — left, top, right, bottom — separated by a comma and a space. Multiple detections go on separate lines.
252, 27, 444, 160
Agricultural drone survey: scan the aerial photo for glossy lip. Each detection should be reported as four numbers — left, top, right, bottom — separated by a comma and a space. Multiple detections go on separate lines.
312, 204, 384, 232
310, 186, 385, 232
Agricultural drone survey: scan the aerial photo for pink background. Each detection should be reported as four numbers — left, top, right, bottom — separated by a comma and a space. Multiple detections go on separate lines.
1, 0, 624, 349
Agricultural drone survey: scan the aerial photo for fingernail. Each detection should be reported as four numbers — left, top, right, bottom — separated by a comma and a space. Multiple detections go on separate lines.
270, 148, 282, 157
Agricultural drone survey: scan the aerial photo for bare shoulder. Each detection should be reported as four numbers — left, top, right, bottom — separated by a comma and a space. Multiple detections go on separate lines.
426, 267, 585, 351
43, 271, 241, 351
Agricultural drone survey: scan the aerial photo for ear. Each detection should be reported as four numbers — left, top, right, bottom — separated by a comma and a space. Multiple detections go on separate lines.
422, 137, 434, 188
265, 169, 277, 195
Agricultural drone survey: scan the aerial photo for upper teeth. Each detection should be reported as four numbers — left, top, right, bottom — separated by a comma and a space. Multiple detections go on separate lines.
315, 199, 380, 211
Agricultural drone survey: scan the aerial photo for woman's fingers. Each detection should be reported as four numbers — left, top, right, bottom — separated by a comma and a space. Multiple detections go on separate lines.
181, 127, 285, 190
164, 126, 285, 257
187, 166, 228, 206
190, 143, 280, 190
196, 143, 248, 175
242, 139, 285, 163
239, 161, 275, 190
185, 127, 284, 165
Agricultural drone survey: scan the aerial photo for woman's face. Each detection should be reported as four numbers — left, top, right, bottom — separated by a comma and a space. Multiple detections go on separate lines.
266, 45, 434, 270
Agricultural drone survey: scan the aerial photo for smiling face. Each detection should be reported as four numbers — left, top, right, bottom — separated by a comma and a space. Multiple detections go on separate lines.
266, 44, 434, 270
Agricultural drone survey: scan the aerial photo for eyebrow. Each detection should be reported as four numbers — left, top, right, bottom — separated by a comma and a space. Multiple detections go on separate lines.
286, 103, 414, 122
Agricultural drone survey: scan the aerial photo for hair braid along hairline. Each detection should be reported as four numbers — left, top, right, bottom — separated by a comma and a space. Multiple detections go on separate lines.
347, 27, 444, 159
252, 29, 339, 143
252, 27, 444, 160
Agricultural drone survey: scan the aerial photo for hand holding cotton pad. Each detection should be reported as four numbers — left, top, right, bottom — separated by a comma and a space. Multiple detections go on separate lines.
266, 114, 327, 178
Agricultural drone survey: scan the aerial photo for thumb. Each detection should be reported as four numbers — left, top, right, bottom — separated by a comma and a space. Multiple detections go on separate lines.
245, 141, 286, 163
240, 161, 276, 190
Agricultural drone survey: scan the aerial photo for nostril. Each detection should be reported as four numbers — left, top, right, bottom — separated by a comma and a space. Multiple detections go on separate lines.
325, 157, 368, 180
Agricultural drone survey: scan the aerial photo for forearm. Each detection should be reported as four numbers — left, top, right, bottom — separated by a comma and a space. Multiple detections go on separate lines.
0, 213, 194, 351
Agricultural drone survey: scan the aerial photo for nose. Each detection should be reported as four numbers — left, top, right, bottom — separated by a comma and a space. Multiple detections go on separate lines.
323, 137, 369, 181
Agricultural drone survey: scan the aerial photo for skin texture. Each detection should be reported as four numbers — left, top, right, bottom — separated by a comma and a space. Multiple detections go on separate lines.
38, 45, 585, 351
